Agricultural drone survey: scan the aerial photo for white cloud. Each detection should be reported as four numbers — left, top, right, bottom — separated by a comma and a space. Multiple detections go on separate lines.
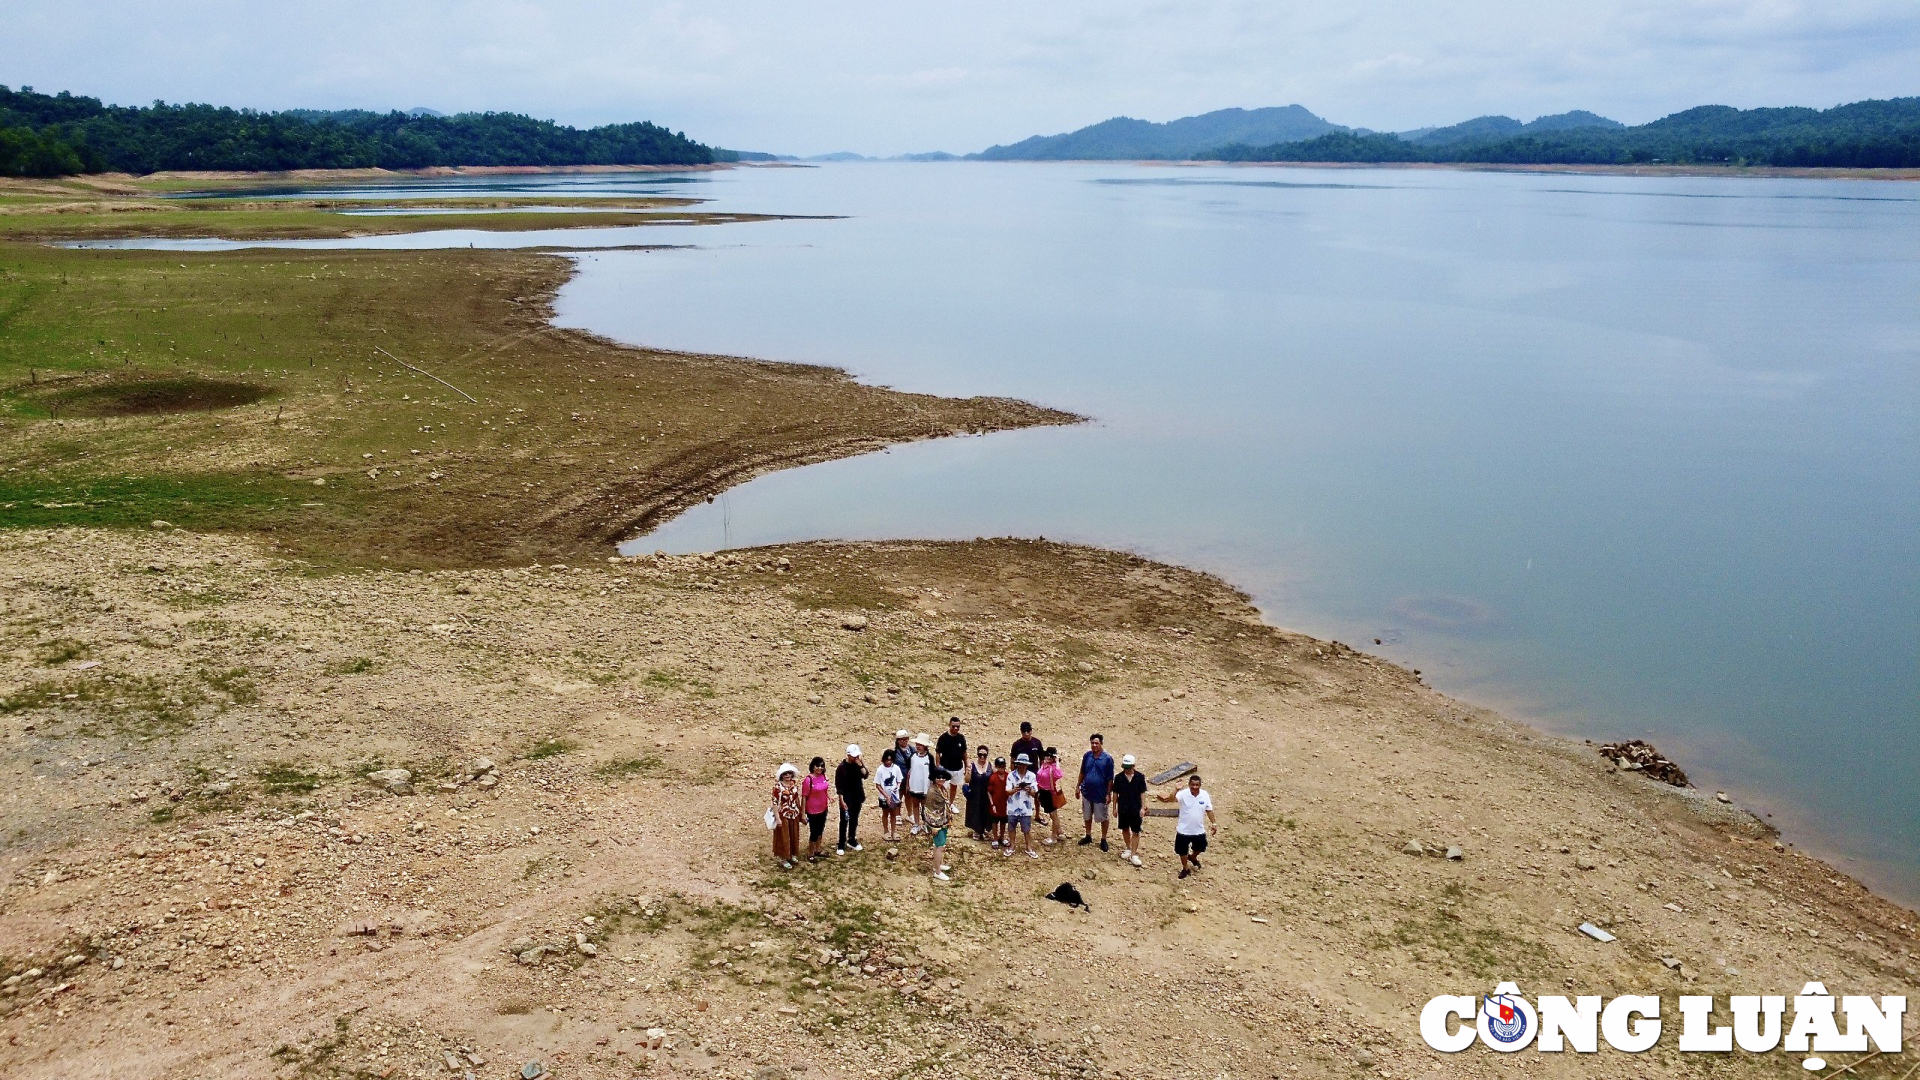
2, 0, 1915, 155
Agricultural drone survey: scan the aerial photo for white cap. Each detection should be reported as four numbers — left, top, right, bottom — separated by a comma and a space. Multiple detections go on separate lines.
1121, 754, 1137, 766
895, 729, 911, 739
1014, 754, 1031, 766
846, 744, 862, 757
776, 762, 798, 778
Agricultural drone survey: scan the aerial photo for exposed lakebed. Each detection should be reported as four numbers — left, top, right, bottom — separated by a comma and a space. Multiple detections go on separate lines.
132, 162, 1920, 901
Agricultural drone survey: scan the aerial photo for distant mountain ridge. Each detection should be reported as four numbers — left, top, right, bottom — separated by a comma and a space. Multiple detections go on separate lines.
1209, 98, 1920, 168
971, 105, 1340, 161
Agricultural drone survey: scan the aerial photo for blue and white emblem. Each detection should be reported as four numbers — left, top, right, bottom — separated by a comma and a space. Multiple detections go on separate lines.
1477, 982, 1538, 1051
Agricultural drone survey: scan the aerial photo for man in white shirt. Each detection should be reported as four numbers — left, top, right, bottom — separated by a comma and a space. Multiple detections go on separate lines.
1005, 754, 1042, 859
1154, 773, 1216, 879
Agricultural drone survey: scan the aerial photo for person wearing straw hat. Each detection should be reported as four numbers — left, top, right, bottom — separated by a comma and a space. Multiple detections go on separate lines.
905, 733, 934, 834
769, 763, 804, 869
834, 744, 869, 855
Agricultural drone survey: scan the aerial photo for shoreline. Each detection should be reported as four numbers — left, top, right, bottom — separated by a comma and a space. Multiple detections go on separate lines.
978, 158, 1920, 181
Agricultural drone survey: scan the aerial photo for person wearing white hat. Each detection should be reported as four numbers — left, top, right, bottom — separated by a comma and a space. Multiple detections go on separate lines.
905, 733, 934, 835
834, 744, 869, 855
1006, 753, 1042, 860
769, 763, 804, 869
1110, 754, 1149, 867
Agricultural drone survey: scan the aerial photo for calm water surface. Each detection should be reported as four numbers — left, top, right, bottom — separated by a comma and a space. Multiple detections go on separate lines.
566, 164, 1916, 900
145, 164, 1919, 900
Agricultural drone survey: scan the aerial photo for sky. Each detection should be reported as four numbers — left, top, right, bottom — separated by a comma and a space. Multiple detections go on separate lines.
4, 1, 1918, 156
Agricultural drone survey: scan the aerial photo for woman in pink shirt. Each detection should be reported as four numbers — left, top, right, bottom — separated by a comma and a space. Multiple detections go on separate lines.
1037, 748, 1066, 846
803, 757, 834, 862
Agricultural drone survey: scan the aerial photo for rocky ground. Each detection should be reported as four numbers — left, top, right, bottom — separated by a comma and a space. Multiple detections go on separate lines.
2, 527, 1915, 1080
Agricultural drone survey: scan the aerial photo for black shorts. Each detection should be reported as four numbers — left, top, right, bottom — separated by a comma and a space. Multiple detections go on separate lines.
1175, 832, 1208, 856
808, 811, 828, 842
1038, 790, 1057, 813
1118, 809, 1143, 834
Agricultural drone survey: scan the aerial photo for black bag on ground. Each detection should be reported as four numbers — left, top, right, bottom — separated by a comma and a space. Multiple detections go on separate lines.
1046, 881, 1089, 911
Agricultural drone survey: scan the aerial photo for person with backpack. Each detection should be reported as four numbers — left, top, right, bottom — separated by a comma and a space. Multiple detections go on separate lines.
924, 766, 957, 881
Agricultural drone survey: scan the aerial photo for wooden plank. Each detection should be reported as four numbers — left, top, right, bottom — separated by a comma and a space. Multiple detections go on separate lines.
1146, 807, 1179, 818
1147, 761, 1196, 786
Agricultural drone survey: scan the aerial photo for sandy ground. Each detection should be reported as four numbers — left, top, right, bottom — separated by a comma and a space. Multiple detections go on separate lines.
2, 527, 1915, 1080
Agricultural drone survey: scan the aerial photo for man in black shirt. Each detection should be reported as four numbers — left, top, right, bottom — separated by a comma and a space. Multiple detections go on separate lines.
834, 744, 869, 855
1010, 722, 1044, 783
935, 716, 969, 774
1109, 753, 1148, 867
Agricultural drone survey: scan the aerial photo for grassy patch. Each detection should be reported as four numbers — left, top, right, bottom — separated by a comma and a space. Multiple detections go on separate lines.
642, 667, 715, 698
35, 637, 88, 665
327, 656, 376, 675
1372, 883, 1549, 978
594, 755, 664, 780
525, 737, 577, 761
256, 762, 324, 795
0, 472, 345, 532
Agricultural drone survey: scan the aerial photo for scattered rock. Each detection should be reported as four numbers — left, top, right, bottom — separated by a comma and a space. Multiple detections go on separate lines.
521, 1063, 546, 1080
1074, 661, 1094, 673
1715, 791, 1731, 804
840, 615, 869, 632
1402, 840, 1425, 856
204, 781, 234, 796
366, 769, 414, 795
149, 520, 172, 530
468, 758, 496, 778
1661, 956, 1682, 970
1354, 1048, 1376, 1066
1598, 740, 1689, 787
1445, 846, 1463, 861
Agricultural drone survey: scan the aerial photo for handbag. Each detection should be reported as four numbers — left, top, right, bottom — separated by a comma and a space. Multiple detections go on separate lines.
765, 807, 779, 830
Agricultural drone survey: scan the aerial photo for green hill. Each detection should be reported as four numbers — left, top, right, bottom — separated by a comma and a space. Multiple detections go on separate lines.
972, 105, 1340, 161
1208, 98, 1920, 168
0, 85, 713, 176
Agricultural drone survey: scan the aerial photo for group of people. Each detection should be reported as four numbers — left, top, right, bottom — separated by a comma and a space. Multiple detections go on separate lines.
766, 716, 1217, 881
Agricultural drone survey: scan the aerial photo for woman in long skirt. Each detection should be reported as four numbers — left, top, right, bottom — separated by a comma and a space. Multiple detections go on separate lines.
771, 763, 804, 868
964, 745, 993, 840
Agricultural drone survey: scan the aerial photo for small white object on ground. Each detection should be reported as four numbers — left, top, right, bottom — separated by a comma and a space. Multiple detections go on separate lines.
1578, 923, 1616, 942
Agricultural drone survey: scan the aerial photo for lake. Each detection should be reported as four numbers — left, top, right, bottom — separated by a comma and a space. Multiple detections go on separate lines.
140, 163, 1920, 901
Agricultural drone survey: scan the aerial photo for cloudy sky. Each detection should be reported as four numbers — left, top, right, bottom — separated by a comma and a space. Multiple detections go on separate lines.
5, 1, 1917, 156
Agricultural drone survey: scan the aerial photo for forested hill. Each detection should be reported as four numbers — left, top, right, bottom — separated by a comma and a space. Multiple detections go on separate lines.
973, 106, 1339, 161
0, 85, 714, 176
1206, 98, 1920, 168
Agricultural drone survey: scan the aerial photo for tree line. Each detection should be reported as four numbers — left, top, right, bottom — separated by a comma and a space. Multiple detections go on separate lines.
0, 85, 714, 176
1206, 98, 1920, 168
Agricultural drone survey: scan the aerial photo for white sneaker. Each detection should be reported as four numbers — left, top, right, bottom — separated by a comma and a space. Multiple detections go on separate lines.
1130, 854, 1143, 868
933, 872, 950, 881
1119, 848, 1133, 860
941, 863, 952, 872
833, 847, 846, 857
1003, 848, 1013, 858
850, 843, 864, 852
1028, 850, 1040, 860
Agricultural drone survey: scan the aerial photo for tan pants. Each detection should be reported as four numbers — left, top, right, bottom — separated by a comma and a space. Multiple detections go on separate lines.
773, 817, 802, 861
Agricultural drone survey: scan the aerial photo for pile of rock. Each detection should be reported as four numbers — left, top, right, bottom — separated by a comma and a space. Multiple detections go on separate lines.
1598, 740, 1688, 787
